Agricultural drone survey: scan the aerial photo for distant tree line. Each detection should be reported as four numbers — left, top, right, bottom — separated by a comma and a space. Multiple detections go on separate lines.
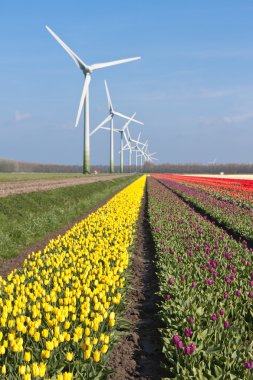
143, 162, 253, 174
0, 158, 253, 174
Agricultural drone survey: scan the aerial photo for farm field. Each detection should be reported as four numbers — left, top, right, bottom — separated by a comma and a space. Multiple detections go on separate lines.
185, 174, 253, 180
0, 175, 138, 265
0, 173, 133, 197
0, 174, 253, 379
154, 173, 253, 242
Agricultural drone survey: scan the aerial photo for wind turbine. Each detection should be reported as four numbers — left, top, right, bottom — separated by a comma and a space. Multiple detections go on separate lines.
102, 113, 136, 173
122, 129, 133, 173
147, 152, 158, 162
208, 158, 217, 165
129, 133, 144, 172
46, 26, 141, 174
90, 81, 143, 173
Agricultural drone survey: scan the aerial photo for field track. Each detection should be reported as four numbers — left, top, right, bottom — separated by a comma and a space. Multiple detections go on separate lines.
0, 174, 133, 197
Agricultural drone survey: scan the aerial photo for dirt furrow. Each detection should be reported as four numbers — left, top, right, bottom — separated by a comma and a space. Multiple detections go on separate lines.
0, 174, 132, 197
108, 187, 167, 380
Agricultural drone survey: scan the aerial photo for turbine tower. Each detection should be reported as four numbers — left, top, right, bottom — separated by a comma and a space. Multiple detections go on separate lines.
90, 81, 143, 173
46, 26, 141, 174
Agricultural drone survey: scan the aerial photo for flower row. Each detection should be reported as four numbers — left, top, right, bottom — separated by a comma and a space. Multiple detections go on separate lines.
155, 174, 253, 207
147, 177, 253, 379
156, 175, 253, 242
0, 175, 146, 379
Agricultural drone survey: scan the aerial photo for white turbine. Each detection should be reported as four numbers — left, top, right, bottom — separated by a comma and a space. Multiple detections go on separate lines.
122, 128, 134, 173
90, 81, 143, 173
46, 26, 141, 174
129, 133, 144, 172
103, 113, 136, 173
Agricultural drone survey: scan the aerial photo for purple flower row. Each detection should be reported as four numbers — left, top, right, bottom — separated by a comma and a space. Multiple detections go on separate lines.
159, 177, 253, 241
147, 177, 253, 378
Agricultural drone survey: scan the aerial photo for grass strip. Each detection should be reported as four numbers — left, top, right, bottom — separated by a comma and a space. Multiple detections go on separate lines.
0, 175, 138, 261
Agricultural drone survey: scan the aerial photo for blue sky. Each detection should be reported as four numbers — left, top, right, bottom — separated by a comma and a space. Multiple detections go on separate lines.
1, 1, 253, 165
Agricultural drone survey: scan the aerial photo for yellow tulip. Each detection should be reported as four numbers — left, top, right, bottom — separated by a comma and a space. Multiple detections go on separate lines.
65, 352, 73, 361
24, 351, 31, 362
84, 349, 91, 360
19, 365, 26, 375
93, 350, 100, 362
39, 362, 46, 377
1, 365, 6, 375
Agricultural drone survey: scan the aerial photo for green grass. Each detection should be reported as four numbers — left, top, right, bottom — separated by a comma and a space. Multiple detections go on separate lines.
0, 172, 125, 182
0, 175, 139, 261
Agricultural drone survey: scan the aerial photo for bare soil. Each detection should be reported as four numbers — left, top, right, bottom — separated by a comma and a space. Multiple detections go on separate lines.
108, 187, 167, 380
0, 174, 132, 197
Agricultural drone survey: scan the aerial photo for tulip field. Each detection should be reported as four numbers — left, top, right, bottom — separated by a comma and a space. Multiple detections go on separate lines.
0, 176, 146, 379
155, 174, 253, 242
0, 174, 253, 379
148, 175, 253, 379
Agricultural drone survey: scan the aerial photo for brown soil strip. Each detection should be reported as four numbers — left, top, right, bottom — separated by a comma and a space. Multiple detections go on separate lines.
0, 181, 132, 279
0, 174, 132, 197
108, 187, 167, 380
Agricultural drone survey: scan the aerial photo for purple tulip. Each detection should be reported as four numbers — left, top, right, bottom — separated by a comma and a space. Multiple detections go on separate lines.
168, 277, 174, 285
178, 256, 182, 263
189, 342, 196, 353
224, 320, 229, 329
249, 281, 253, 287
191, 282, 197, 288
172, 335, 181, 344
181, 275, 186, 281
244, 361, 253, 369
188, 316, 195, 325
176, 340, 184, 350
248, 291, 253, 298
224, 292, 229, 299
184, 345, 191, 356
219, 309, 224, 316
211, 313, 217, 321
236, 290, 241, 297
185, 327, 193, 337
166, 294, 171, 300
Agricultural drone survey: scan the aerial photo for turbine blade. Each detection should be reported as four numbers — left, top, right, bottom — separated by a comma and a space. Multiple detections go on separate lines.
123, 131, 131, 149
122, 112, 136, 130
104, 80, 113, 110
91, 57, 141, 70
90, 114, 112, 136
114, 111, 144, 125
46, 26, 89, 71
75, 74, 91, 127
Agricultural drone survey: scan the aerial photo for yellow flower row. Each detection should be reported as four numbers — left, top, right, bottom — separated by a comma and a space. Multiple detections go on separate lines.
0, 175, 146, 379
